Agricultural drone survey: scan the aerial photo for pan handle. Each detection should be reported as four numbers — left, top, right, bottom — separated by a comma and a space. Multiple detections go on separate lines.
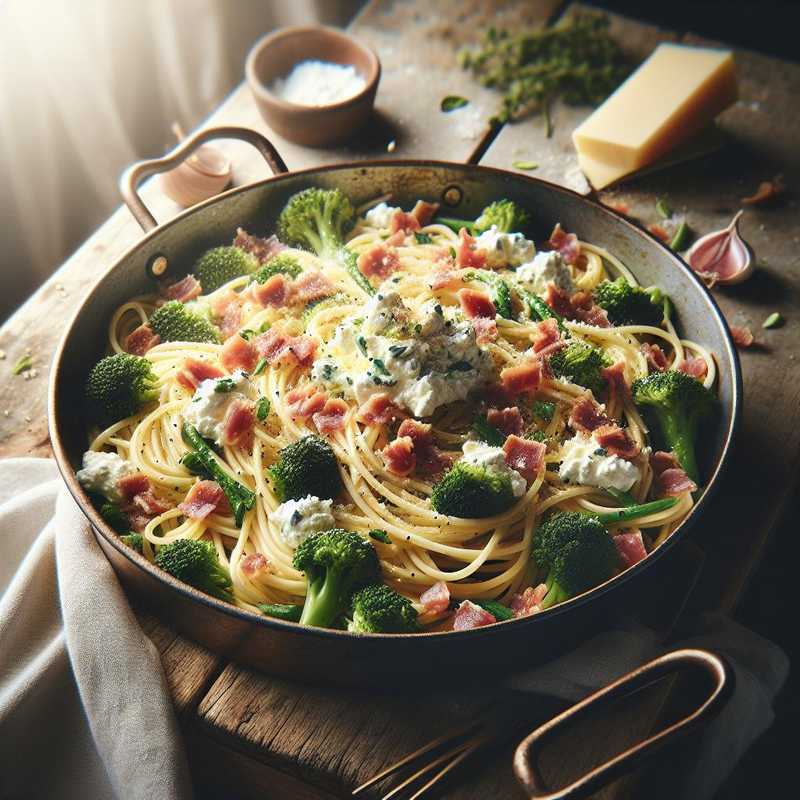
513, 648, 733, 800
120, 126, 289, 232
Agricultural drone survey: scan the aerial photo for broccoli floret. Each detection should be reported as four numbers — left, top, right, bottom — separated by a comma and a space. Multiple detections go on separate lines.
99, 501, 131, 534
549, 341, 611, 395
277, 188, 356, 260
533, 512, 618, 608
592, 277, 665, 327
155, 538, 233, 602
431, 462, 516, 519
85, 353, 159, 425
437, 199, 532, 234
258, 603, 302, 622
632, 370, 716, 484
348, 583, 418, 633
251, 253, 303, 284
471, 414, 506, 446
463, 270, 514, 319
194, 246, 257, 292
120, 533, 143, 553
150, 300, 220, 344
292, 529, 380, 627
269, 435, 342, 502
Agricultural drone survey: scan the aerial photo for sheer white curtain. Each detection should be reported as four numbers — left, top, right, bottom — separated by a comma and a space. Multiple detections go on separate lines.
0, 0, 359, 320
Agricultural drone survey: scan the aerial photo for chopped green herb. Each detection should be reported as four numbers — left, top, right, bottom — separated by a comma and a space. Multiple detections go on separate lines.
372, 358, 390, 376
593, 447, 608, 457
414, 232, 433, 244
441, 95, 469, 112
256, 397, 270, 421
655, 198, 673, 219
214, 378, 236, 393
762, 312, 785, 329
474, 599, 514, 621
369, 529, 392, 544
449, 246, 457, 259
532, 400, 555, 422
259, 321, 271, 333
357, 336, 368, 356
252, 358, 268, 376
526, 429, 548, 443
472, 415, 506, 446
239, 329, 255, 341
512, 160, 539, 171
669, 221, 691, 251
12, 355, 33, 375
388, 344, 408, 358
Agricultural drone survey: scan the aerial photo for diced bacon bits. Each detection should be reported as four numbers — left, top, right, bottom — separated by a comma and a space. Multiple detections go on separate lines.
233, 228, 286, 263
568, 393, 608, 434
118, 472, 151, 502
503, 435, 545, 480
382, 435, 416, 476
593, 424, 640, 461
500, 360, 542, 395
532, 318, 561, 353
176, 358, 225, 391
456, 228, 487, 269
453, 600, 496, 631
651, 451, 697, 496
730, 325, 754, 349
472, 316, 498, 344
411, 200, 439, 227
487, 406, 524, 437
601, 361, 629, 399
357, 243, 401, 278
510, 583, 548, 618
241, 552, 271, 578
459, 288, 496, 320
397, 419, 451, 474
253, 328, 317, 368
212, 290, 244, 340
250, 274, 288, 308
431, 266, 464, 291
545, 285, 609, 328
546, 223, 580, 265
389, 209, 421, 235
285, 385, 328, 419
221, 399, 255, 448
642, 342, 669, 371
125, 324, 160, 355
118, 473, 171, 532
385, 229, 407, 247
614, 531, 648, 569
162, 274, 202, 303
420, 581, 450, 614
221, 335, 258, 374
291, 271, 335, 304
677, 356, 708, 380
312, 397, 349, 435
356, 393, 404, 426
178, 480, 226, 520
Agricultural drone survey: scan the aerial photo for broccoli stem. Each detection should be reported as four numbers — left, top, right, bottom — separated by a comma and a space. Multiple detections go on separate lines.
341, 248, 375, 296
539, 573, 569, 610
299, 570, 348, 628
606, 487, 638, 506
595, 497, 677, 524
181, 423, 256, 527
258, 603, 303, 622
518, 287, 566, 331
435, 217, 475, 235
467, 271, 514, 319
474, 599, 514, 621
657, 409, 700, 484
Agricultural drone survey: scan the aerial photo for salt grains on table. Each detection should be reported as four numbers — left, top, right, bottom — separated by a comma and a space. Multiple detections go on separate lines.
271, 60, 366, 106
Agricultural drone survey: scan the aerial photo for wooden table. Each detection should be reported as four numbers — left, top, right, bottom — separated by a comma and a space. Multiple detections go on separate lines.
2, 2, 798, 797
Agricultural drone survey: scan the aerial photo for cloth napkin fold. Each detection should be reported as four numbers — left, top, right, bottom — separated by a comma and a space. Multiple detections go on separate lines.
0, 457, 788, 800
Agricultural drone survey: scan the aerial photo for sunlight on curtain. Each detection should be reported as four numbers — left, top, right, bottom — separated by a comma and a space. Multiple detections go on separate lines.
0, 0, 359, 320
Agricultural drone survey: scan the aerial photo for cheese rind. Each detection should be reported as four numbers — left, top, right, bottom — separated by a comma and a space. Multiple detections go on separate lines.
573, 44, 737, 186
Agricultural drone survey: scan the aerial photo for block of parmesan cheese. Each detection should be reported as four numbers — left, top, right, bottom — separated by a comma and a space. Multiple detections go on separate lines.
573, 44, 737, 189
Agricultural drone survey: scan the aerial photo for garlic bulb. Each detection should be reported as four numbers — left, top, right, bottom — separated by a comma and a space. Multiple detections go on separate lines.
685, 211, 754, 286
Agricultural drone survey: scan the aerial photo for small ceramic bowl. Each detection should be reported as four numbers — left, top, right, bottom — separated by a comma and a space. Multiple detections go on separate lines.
246, 25, 381, 148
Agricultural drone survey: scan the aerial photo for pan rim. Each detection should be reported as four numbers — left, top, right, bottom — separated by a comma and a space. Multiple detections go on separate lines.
48, 158, 742, 643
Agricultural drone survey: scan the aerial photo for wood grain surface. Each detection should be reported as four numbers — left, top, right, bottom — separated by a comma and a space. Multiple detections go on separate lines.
3, 1, 798, 798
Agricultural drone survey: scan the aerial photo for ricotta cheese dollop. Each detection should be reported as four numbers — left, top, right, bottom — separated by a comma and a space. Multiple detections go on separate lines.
516, 250, 575, 296
271, 495, 335, 548
461, 440, 527, 498
558, 433, 640, 492
76, 450, 135, 502
364, 202, 401, 230
182, 370, 250, 444
474, 225, 535, 268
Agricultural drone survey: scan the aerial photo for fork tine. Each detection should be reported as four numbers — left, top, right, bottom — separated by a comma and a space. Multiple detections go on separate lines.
381, 741, 472, 800
351, 721, 482, 796
406, 737, 488, 800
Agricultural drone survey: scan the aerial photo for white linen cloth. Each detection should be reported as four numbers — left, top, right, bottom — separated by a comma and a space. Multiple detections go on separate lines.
0, 458, 788, 799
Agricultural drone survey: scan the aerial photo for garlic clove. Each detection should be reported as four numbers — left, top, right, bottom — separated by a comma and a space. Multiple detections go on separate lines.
685, 210, 754, 286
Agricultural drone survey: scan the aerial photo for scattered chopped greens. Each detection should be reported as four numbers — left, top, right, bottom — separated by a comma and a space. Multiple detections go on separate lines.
357, 336, 368, 356
12, 355, 33, 375
527, 429, 549, 443
472, 415, 506, 446
669, 221, 691, 251
458, 14, 631, 132
256, 398, 270, 421
414, 232, 433, 244
252, 358, 268, 376
372, 358, 390, 376
239, 329, 255, 341
213, 378, 236, 393
655, 198, 673, 219
512, 160, 539, 171
532, 400, 555, 422
474, 599, 514, 621
441, 95, 469, 112
369, 529, 392, 544
762, 312, 785, 329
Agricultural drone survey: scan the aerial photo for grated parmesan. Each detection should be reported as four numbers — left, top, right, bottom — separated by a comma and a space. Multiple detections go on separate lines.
271, 60, 366, 107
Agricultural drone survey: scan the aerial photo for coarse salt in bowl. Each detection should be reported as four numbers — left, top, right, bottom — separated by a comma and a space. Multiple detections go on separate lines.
246, 25, 381, 147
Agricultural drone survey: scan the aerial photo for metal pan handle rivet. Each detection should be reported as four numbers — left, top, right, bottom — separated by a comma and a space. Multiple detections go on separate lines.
513, 648, 733, 800
442, 185, 463, 207
146, 254, 169, 279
